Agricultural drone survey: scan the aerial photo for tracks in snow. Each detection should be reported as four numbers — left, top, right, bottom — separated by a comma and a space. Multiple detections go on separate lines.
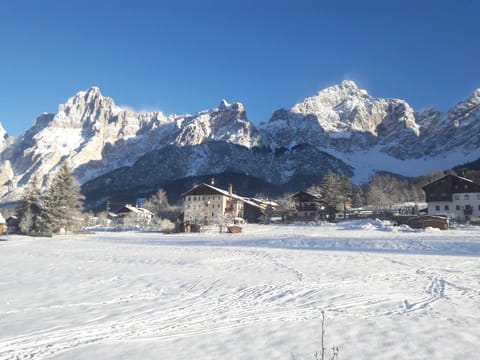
1, 246, 478, 359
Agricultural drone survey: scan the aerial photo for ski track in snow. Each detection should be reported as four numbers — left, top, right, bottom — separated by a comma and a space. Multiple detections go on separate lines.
0, 223, 479, 359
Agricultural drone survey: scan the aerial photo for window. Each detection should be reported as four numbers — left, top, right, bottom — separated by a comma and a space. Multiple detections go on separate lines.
454, 195, 460, 201
435, 205, 440, 211
193, 196, 197, 201
456, 205, 460, 211
465, 194, 470, 200
478, 205, 480, 212
477, 194, 480, 200
444, 205, 449, 211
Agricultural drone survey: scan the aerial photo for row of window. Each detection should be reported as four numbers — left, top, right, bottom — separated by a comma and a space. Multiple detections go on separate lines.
453, 194, 480, 200
186, 204, 219, 210
454, 184, 472, 191
186, 195, 222, 201
435, 204, 480, 212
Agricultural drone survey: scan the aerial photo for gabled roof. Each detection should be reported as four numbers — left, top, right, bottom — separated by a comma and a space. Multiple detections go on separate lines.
423, 174, 480, 193
423, 174, 480, 202
291, 191, 322, 201
182, 183, 230, 197
182, 183, 265, 210
115, 205, 154, 216
248, 198, 279, 208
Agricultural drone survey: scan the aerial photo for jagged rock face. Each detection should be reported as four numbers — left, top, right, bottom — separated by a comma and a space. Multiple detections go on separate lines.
0, 88, 260, 201
1, 82, 480, 203
0, 88, 172, 201
0, 122, 7, 143
172, 100, 260, 148
260, 80, 421, 158
417, 89, 480, 155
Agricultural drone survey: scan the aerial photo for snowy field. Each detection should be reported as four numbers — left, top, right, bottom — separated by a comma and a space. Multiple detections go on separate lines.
1, 220, 479, 359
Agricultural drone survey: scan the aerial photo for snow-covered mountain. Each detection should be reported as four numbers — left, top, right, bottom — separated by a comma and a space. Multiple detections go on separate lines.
260, 80, 480, 180
0, 82, 479, 204
0, 88, 260, 201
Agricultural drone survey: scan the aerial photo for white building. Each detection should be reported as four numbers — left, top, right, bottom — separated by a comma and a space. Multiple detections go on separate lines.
113, 205, 154, 226
182, 183, 266, 225
0, 212, 5, 234
423, 175, 480, 221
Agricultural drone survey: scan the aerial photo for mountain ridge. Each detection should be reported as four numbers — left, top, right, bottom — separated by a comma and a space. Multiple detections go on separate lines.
1, 82, 479, 204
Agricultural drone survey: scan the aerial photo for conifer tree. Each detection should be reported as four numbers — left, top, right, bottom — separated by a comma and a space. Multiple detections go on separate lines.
320, 171, 342, 220
40, 162, 84, 233
16, 175, 42, 234
318, 172, 352, 220
351, 185, 365, 208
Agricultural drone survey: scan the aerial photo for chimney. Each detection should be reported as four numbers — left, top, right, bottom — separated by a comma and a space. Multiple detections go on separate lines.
228, 184, 233, 195
211, 178, 215, 185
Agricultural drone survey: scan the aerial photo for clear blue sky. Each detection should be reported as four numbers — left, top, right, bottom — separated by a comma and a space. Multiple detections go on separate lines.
1, 0, 479, 136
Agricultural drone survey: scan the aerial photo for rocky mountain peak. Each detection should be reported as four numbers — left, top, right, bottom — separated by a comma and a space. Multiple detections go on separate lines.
291, 80, 371, 117
218, 99, 245, 113
48, 87, 118, 130
0, 121, 7, 141
447, 87, 480, 124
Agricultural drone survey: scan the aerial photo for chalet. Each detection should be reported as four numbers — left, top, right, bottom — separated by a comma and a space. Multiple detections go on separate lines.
182, 183, 267, 225
290, 191, 324, 221
114, 205, 154, 225
0, 212, 5, 234
423, 174, 480, 221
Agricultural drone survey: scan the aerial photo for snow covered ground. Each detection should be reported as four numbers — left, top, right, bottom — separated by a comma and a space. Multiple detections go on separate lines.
1, 220, 479, 359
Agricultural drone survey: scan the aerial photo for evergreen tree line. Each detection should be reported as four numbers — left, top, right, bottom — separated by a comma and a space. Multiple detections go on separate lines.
15, 162, 85, 235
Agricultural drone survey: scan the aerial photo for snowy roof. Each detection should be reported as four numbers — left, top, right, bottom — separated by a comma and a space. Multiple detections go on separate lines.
290, 191, 322, 201
115, 205, 154, 216
247, 198, 279, 208
423, 174, 480, 193
0, 212, 5, 224
182, 183, 265, 210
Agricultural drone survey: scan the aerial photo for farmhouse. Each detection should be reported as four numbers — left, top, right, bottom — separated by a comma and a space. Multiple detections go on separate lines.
182, 183, 267, 225
113, 204, 154, 225
423, 174, 480, 221
289, 191, 324, 221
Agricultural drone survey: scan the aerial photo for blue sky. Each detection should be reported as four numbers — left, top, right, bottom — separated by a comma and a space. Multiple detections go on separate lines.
1, 0, 479, 136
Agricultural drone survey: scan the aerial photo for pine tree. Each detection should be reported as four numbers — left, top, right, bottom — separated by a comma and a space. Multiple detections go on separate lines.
320, 171, 342, 221
40, 162, 84, 234
351, 185, 365, 208
16, 175, 42, 234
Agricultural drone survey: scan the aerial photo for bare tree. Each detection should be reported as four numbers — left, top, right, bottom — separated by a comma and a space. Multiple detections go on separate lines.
275, 193, 296, 222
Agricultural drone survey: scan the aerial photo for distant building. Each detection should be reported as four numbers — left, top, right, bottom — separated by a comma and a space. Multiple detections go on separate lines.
290, 191, 324, 221
0, 212, 5, 234
114, 205, 154, 226
423, 174, 480, 221
182, 183, 268, 225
